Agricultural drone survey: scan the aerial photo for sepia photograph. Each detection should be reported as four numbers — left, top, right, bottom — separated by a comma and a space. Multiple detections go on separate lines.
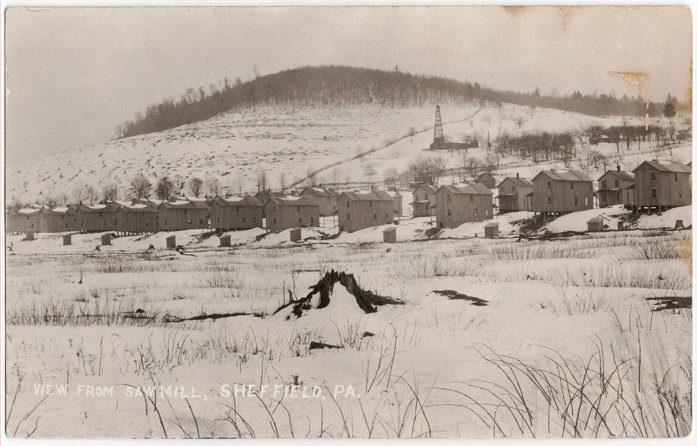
2, 4, 694, 440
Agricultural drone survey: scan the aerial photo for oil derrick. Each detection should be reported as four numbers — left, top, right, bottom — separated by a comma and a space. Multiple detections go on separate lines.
433, 105, 444, 145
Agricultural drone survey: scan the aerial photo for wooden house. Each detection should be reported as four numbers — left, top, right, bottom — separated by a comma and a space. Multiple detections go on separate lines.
475, 173, 497, 190
531, 170, 594, 218
385, 190, 403, 217
597, 168, 634, 207
157, 199, 209, 231
8, 208, 41, 233
337, 191, 394, 232
254, 190, 284, 205
38, 207, 75, 233
76, 202, 122, 233
299, 187, 339, 217
118, 203, 158, 234
210, 196, 263, 231
497, 175, 533, 213
410, 185, 437, 217
435, 183, 494, 229
399, 171, 416, 189
263, 196, 320, 232
631, 160, 691, 213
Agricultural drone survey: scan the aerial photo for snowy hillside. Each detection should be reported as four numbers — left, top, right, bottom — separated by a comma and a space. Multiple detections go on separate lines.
9, 102, 686, 205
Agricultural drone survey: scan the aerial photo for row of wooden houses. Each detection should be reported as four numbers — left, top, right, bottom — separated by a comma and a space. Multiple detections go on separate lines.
409, 159, 691, 222
6, 186, 406, 235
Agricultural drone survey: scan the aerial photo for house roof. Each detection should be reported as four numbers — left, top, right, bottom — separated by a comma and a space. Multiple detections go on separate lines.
383, 227, 397, 233
266, 196, 319, 207
413, 185, 437, 195
633, 160, 691, 173
212, 196, 263, 207
498, 177, 533, 188
587, 217, 604, 223
300, 187, 340, 198
437, 183, 494, 195
597, 170, 634, 182
79, 202, 122, 213
476, 173, 495, 180
484, 222, 499, 228
534, 169, 593, 182
338, 190, 394, 201
385, 190, 402, 198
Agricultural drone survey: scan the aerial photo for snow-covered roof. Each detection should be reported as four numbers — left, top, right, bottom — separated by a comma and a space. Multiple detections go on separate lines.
635, 160, 691, 173
534, 169, 593, 182
438, 183, 493, 195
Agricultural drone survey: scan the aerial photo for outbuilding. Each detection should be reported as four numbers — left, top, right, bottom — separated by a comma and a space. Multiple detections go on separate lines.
484, 222, 499, 238
382, 227, 397, 243
587, 217, 604, 232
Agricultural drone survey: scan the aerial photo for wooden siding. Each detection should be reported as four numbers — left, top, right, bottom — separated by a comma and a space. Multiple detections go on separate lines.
532, 173, 594, 214
597, 171, 634, 207
211, 200, 263, 230
497, 179, 533, 213
263, 200, 320, 232
337, 196, 393, 232
633, 164, 691, 208
435, 188, 493, 229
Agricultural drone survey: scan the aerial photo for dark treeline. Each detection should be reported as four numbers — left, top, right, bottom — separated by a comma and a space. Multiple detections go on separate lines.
114, 65, 684, 139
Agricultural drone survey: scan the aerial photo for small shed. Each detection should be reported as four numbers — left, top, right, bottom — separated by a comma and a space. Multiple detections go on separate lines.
290, 228, 302, 242
219, 235, 231, 247
26, 231, 35, 241
166, 235, 176, 249
101, 233, 112, 245
62, 234, 72, 246
587, 217, 604, 232
484, 222, 499, 238
383, 227, 397, 243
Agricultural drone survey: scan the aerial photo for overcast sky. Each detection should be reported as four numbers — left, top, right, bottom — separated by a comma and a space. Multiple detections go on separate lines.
4, 6, 692, 164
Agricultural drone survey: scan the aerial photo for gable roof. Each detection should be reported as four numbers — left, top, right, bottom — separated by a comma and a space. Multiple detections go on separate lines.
338, 190, 394, 201
300, 187, 340, 198
211, 196, 263, 207
437, 183, 494, 195
413, 185, 437, 195
265, 196, 319, 207
498, 177, 533, 188
597, 170, 634, 182
534, 170, 593, 182
633, 160, 691, 173
476, 173, 495, 180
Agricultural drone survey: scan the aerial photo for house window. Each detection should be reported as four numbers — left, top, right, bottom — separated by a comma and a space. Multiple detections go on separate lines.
369, 201, 373, 208
446, 194, 451, 203
512, 186, 516, 194
81, 221, 84, 227
675, 173, 678, 182
651, 188, 657, 198
236, 206, 239, 212
347, 201, 350, 208
184, 209, 188, 214
310, 217, 314, 225
188, 219, 192, 224
602, 181, 607, 189
574, 196, 578, 205
570, 182, 574, 190
650, 171, 656, 182
164, 219, 167, 225
253, 217, 257, 223
424, 194, 428, 200
679, 189, 683, 198
273, 206, 276, 212
65, 223, 68, 228
373, 213, 377, 220
447, 209, 451, 216
615, 179, 619, 188
217, 217, 220, 223
385, 214, 388, 220
347, 214, 351, 220
470, 195, 473, 202
486, 209, 489, 217
547, 196, 552, 205
61, 215, 64, 220
547, 181, 552, 190
243, 217, 246, 223
585, 198, 588, 206
299, 217, 302, 224
273, 218, 277, 224
297, 206, 300, 212
474, 208, 478, 217
100, 212, 103, 217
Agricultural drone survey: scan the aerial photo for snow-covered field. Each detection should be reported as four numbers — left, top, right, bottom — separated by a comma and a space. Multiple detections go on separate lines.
4, 211, 692, 438
9, 102, 687, 205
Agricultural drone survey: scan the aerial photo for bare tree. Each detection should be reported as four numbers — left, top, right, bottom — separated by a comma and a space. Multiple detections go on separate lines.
514, 116, 526, 129
329, 168, 342, 185
155, 176, 176, 201
279, 172, 287, 191
409, 156, 448, 186
205, 176, 221, 198
305, 168, 318, 187
101, 183, 119, 202
464, 158, 482, 182
363, 164, 377, 184
233, 174, 246, 196
129, 174, 152, 200
482, 153, 498, 175
84, 185, 99, 205
383, 167, 400, 188
70, 184, 85, 204
255, 168, 268, 192
187, 177, 204, 198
